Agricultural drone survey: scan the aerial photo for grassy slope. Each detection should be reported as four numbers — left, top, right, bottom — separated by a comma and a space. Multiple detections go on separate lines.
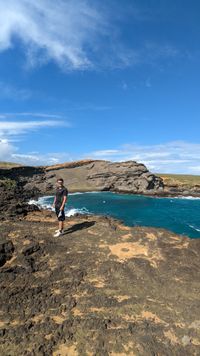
0, 161, 23, 168
156, 173, 200, 188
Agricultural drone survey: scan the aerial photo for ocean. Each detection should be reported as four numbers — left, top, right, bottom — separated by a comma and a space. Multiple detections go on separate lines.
29, 191, 200, 239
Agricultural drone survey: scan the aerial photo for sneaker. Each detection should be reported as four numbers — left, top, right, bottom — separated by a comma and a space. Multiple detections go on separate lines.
54, 229, 60, 233
53, 230, 63, 237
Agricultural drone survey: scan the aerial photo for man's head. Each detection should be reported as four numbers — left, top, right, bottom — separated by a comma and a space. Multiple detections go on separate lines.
56, 178, 64, 187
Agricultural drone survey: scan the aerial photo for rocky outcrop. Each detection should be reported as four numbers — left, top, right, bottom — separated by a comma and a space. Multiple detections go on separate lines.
85, 160, 163, 193
0, 240, 14, 267
0, 210, 199, 355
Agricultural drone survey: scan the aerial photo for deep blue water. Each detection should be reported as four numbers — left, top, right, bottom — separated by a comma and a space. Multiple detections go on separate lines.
32, 191, 200, 239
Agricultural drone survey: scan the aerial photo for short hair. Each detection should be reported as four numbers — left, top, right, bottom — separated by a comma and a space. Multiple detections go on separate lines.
57, 177, 64, 182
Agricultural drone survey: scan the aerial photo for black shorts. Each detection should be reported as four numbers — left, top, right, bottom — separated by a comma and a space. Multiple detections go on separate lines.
55, 206, 65, 221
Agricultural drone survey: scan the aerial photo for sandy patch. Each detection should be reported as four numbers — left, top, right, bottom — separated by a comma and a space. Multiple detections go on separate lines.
106, 241, 164, 267
173, 241, 189, 249
141, 311, 167, 325
52, 288, 62, 295
31, 314, 45, 323
117, 224, 131, 231
108, 242, 148, 260
3, 255, 16, 266
73, 308, 84, 317
0, 320, 6, 327
90, 307, 106, 313
121, 233, 132, 240
189, 320, 200, 329
115, 295, 131, 302
53, 344, 78, 356
52, 315, 66, 324
23, 239, 31, 245
8, 231, 21, 239
164, 330, 179, 344
145, 232, 157, 241
192, 338, 200, 346
0, 319, 23, 327
10, 319, 22, 326
174, 322, 185, 328
89, 277, 105, 288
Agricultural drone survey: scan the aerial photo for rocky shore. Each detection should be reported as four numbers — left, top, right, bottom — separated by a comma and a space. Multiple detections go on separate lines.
1, 209, 200, 355
0, 159, 200, 355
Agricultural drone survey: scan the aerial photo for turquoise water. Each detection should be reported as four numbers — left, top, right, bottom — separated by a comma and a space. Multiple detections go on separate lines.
32, 191, 200, 239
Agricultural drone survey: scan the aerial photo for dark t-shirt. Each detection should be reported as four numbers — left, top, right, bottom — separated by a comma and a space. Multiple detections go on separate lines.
55, 186, 68, 208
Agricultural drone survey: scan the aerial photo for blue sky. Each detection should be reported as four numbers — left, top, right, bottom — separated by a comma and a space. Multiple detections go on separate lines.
0, 0, 200, 174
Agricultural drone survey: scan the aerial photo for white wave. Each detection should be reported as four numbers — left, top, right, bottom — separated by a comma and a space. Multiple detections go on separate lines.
172, 196, 200, 200
28, 199, 38, 205
28, 196, 92, 216
65, 207, 91, 217
69, 191, 101, 195
69, 192, 84, 195
189, 224, 200, 232
28, 197, 54, 211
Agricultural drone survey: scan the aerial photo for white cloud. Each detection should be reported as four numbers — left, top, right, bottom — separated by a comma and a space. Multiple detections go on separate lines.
0, 138, 74, 165
0, 0, 110, 70
82, 140, 200, 174
11, 152, 74, 165
0, 119, 70, 136
0, 138, 18, 160
0, 112, 64, 119
0, 113, 72, 165
0, 1, 181, 71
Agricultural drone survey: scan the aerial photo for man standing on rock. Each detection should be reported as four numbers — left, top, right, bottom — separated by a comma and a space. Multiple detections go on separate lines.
52, 178, 68, 237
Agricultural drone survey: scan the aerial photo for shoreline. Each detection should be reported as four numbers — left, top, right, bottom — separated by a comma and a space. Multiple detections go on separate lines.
38, 188, 200, 199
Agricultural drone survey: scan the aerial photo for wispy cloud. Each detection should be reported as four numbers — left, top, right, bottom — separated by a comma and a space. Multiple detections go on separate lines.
0, 112, 64, 119
0, 0, 110, 70
82, 140, 200, 174
0, 1, 181, 71
0, 138, 74, 165
0, 119, 70, 136
0, 81, 31, 100
0, 114, 73, 165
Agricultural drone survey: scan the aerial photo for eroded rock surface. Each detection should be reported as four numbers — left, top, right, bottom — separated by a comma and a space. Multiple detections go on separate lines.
0, 210, 199, 355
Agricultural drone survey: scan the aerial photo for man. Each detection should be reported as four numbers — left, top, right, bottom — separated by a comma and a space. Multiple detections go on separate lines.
52, 178, 68, 237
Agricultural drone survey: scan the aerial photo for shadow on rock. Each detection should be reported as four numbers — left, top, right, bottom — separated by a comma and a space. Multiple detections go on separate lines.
63, 220, 96, 234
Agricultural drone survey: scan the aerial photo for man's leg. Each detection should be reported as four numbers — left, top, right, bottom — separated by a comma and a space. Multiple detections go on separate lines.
59, 220, 64, 231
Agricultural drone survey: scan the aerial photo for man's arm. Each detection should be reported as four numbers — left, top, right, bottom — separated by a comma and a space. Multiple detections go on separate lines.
60, 195, 67, 210
52, 196, 56, 207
